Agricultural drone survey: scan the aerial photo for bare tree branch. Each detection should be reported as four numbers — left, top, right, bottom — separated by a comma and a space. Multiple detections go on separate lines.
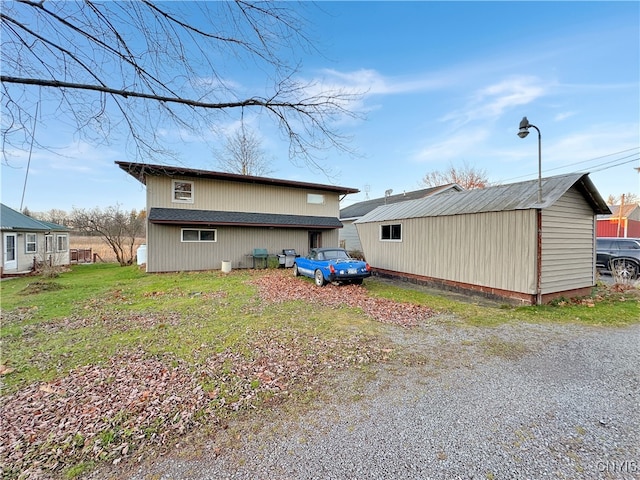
1, 1, 362, 171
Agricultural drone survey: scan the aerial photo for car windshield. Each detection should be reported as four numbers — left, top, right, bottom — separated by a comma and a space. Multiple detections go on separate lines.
323, 250, 350, 260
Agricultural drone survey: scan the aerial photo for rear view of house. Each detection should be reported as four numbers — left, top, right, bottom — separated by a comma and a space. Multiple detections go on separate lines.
355, 173, 610, 305
1, 203, 70, 276
116, 162, 359, 273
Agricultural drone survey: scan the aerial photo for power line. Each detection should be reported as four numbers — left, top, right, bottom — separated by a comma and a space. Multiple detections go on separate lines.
498, 147, 640, 183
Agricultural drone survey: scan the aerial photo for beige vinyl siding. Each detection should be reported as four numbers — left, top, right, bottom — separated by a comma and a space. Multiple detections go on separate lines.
357, 209, 537, 294
339, 220, 363, 252
540, 187, 596, 293
147, 223, 338, 273
147, 176, 339, 217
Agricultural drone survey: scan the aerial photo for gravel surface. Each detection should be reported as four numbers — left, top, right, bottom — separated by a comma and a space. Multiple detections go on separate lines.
111, 321, 640, 480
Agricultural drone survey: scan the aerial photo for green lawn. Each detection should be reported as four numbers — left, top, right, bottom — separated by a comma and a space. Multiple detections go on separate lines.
0, 264, 638, 479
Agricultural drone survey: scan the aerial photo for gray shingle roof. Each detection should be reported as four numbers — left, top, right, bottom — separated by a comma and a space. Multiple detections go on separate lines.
355, 173, 610, 224
340, 184, 463, 219
1, 204, 69, 231
149, 208, 343, 229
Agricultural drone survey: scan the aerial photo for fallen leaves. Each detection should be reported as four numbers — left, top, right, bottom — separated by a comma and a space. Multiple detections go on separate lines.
0, 270, 434, 479
249, 269, 435, 327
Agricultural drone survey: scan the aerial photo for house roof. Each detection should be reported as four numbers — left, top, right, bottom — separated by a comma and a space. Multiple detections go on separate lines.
116, 161, 359, 195
355, 173, 610, 224
340, 184, 464, 219
148, 207, 343, 229
1, 203, 69, 232
597, 203, 639, 220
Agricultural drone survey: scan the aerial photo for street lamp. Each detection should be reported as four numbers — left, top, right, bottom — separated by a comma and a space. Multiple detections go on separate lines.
517, 116, 542, 204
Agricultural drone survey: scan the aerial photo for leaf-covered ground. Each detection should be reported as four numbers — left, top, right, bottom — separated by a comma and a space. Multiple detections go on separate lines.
0, 270, 435, 479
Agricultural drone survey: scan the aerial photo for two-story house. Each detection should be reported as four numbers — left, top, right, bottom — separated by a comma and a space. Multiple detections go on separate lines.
116, 161, 359, 273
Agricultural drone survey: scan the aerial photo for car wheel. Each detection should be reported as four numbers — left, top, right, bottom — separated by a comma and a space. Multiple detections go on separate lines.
610, 259, 639, 280
314, 269, 326, 287
293, 263, 299, 277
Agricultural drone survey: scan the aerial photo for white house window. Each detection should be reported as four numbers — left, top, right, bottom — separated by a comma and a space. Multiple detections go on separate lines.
173, 180, 194, 203
307, 193, 325, 205
56, 234, 68, 252
181, 228, 217, 242
380, 223, 402, 241
45, 235, 54, 253
26, 233, 37, 253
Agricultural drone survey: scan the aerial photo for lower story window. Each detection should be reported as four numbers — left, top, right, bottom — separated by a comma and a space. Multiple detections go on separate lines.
45, 235, 54, 253
56, 234, 68, 252
181, 228, 217, 242
380, 223, 402, 241
26, 233, 37, 253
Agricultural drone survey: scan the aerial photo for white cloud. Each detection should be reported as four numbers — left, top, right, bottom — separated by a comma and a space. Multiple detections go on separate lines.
412, 128, 490, 164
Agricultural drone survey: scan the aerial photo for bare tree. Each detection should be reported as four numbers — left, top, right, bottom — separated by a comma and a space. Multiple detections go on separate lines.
1, 1, 360, 170
606, 193, 639, 206
421, 162, 490, 190
215, 127, 273, 176
34, 208, 70, 227
71, 206, 145, 266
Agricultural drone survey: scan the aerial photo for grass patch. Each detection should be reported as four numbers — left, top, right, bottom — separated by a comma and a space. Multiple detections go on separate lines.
1, 264, 638, 479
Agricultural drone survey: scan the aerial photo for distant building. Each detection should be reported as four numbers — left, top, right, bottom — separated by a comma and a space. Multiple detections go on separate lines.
596, 204, 640, 238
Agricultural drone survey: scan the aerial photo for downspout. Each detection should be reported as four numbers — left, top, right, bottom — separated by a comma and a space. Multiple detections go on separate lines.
536, 209, 542, 306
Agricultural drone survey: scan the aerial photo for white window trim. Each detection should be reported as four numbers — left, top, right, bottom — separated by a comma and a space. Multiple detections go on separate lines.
56, 234, 68, 252
380, 223, 403, 242
172, 179, 194, 204
25, 233, 37, 253
181, 228, 217, 243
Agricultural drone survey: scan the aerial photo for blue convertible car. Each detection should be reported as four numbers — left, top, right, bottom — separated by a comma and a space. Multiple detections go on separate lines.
293, 247, 371, 286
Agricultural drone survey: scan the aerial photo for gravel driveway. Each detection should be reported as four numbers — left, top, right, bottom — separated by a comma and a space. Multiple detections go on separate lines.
112, 320, 639, 480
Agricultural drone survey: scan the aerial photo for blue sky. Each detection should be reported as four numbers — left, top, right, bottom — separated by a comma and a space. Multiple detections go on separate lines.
1, 1, 639, 213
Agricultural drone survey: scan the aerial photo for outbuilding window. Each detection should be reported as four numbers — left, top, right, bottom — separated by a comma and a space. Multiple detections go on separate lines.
173, 180, 194, 203
380, 223, 402, 241
181, 228, 217, 242
26, 233, 37, 253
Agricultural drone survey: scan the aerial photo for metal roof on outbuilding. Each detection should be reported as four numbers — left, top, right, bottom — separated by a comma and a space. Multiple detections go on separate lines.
340, 184, 464, 219
1, 203, 69, 231
149, 207, 343, 229
355, 173, 610, 224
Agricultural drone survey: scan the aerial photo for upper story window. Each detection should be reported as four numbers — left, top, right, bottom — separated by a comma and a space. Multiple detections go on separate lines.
307, 193, 325, 205
380, 223, 402, 241
26, 233, 37, 253
173, 180, 194, 203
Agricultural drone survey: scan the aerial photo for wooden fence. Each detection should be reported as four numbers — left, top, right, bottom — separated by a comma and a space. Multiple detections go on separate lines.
70, 248, 93, 264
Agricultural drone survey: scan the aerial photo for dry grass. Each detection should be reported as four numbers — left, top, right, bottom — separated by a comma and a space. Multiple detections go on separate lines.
70, 236, 145, 263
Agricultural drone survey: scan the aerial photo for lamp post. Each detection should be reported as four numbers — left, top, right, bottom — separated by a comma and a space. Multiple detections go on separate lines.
517, 116, 542, 204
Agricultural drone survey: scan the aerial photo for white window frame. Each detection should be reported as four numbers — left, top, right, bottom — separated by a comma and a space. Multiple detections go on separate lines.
181, 228, 217, 243
45, 234, 54, 253
307, 193, 325, 205
25, 233, 37, 253
56, 234, 68, 252
380, 223, 402, 242
172, 180, 194, 203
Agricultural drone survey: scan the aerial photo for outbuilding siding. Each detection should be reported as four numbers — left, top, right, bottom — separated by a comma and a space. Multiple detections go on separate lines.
540, 186, 597, 294
358, 209, 537, 295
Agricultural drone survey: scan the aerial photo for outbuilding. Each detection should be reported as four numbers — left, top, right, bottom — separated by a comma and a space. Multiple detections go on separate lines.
355, 173, 610, 305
